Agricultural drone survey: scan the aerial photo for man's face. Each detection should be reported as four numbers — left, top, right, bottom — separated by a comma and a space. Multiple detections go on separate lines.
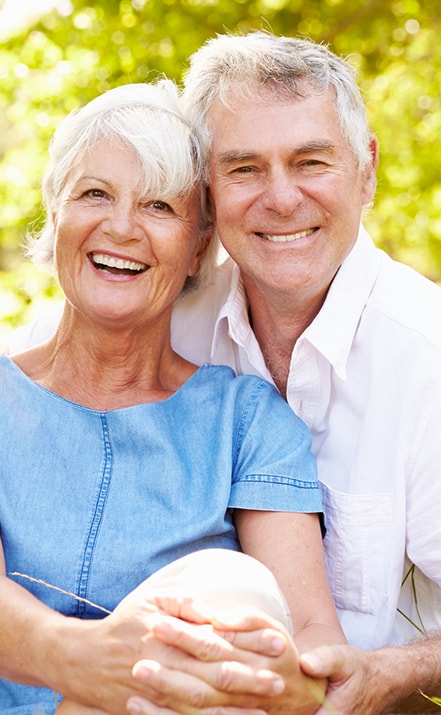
208, 88, 377, 306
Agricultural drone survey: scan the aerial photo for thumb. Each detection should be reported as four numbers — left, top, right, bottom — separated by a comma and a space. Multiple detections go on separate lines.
300, 645, 350, 679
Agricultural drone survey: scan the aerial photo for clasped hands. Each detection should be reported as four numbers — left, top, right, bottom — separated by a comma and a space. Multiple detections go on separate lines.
56, 587, 330, 715
122, 592, 327, 715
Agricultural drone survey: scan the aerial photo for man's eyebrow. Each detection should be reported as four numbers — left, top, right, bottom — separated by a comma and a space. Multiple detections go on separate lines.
215, 141, 336, 165
294, 140, 336, 154
215, 151, 259, 165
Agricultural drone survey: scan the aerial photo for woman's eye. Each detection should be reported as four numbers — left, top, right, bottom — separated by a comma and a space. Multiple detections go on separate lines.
85, 189, 106, 198
149, 200, 172, 212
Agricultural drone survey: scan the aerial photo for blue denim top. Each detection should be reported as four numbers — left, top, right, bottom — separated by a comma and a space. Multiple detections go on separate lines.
0, 356, 320, 712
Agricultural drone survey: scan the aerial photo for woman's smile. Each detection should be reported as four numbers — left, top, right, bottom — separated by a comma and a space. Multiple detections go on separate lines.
89, 252, 148, 277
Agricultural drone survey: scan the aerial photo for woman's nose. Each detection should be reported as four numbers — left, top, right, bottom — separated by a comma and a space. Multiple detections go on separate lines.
104, 202, 143, 243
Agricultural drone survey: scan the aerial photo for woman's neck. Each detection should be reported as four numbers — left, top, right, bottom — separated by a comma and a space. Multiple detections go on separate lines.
12, 310, 198, 411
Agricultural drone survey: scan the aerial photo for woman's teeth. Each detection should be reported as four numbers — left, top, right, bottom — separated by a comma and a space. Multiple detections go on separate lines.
91, 253, 147, 273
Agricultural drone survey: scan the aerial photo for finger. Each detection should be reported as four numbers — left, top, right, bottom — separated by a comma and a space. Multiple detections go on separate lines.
210, 606, 285, 633
127, 695, 178, 715
152, 618, 236, 662
153, 595, 215, 624
218, 628, 287, 657
132, 658, 285, 701
127, 695, 268, 715
300, 646, 350, 679
152, 616, 287, 664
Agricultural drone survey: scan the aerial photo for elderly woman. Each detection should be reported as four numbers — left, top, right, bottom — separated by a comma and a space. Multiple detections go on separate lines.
0, 81, 345, 715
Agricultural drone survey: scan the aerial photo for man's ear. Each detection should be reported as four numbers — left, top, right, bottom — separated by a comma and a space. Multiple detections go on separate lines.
361, 135, 379, 206
200, 187, 216, 260
206, 186, 215, 221
187, 224, 215, 278
187, 186, 216, 277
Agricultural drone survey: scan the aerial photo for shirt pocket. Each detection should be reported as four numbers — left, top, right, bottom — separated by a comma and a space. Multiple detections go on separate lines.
320, 482, 393, 615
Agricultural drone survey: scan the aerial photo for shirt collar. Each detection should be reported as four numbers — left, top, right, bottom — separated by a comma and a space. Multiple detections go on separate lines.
301, 225, 381, 379
211, 225, 381, 380
211, 260, 250, 358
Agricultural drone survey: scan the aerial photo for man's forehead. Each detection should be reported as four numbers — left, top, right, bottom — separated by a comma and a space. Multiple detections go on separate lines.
207, 89, 342, 161
208, 81, 329, 115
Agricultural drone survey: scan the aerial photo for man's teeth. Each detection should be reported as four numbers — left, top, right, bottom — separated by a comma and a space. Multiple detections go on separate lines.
92, 253, 146, 272
258, 228, 315, 243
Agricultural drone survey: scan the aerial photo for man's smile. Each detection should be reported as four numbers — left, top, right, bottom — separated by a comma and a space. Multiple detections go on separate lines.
255, 228, 317, 243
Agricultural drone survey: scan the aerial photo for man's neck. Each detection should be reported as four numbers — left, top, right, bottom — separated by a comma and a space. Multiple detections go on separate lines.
246, 284, 326, 399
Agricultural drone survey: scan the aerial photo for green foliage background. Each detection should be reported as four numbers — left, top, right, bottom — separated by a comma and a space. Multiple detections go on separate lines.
0, 0, 440, 335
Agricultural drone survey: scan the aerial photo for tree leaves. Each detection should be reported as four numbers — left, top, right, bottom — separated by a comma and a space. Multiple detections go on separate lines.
0, 0, 440, 330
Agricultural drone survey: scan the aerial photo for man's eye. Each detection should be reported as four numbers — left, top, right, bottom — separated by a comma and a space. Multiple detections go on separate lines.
234, 166, 254, 173
301, 159, 326, 167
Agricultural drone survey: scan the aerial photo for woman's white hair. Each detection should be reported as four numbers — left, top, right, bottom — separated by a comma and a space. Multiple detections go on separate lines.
27, 80, 215, 292
182, 31, 374, 181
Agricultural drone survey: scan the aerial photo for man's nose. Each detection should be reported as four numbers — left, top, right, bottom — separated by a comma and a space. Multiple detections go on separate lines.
262, 169, 303, 216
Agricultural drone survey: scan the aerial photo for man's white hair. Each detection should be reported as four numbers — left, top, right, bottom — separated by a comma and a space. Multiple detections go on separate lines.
182, 31, 373, 180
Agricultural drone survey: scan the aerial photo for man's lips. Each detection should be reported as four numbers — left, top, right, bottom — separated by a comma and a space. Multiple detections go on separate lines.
255, 228, 317, 243
90, 252, 148, 275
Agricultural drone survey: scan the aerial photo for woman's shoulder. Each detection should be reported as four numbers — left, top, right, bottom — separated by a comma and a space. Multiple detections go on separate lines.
0, 354, 20, 381
189, 364, 291, 415
0, 354, 48, 405
194, 363, 274, 391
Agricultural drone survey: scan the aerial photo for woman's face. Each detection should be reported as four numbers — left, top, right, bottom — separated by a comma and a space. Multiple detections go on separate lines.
53, 139, 204, 331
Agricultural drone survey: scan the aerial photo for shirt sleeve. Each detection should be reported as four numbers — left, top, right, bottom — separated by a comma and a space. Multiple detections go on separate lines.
229, 377, 322, 513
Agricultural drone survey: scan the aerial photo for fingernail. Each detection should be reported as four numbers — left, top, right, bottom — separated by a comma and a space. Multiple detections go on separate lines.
301, 652, 323, 671
127, 699, 142, 715
132, 659, 160, 680
269, 635, 285, 655
272, 676, 285, 695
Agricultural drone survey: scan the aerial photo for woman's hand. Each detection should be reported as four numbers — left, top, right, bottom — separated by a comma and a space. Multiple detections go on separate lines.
127, 599, 326, 715
56, 600, 289, 715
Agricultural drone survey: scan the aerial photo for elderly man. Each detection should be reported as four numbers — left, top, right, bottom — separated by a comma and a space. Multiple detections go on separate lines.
9, 31, 441, 715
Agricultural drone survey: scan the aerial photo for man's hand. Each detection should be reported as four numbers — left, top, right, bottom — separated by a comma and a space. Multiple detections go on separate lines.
300, 642, 441, 715
300, 645, 382, 714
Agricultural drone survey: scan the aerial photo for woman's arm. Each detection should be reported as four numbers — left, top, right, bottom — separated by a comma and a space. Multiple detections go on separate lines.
0, 540, 207, 714
233, 509, 345, 713
234, 509, 345, 653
